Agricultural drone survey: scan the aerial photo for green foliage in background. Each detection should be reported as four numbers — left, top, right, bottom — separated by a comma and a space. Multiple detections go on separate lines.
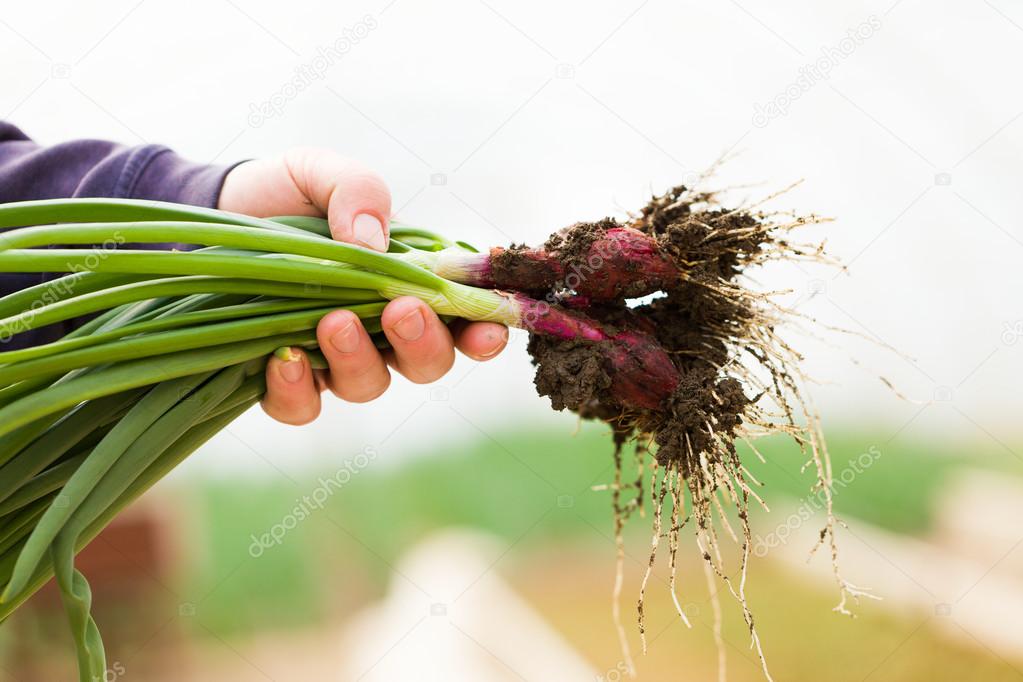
182, 424, 1021, 635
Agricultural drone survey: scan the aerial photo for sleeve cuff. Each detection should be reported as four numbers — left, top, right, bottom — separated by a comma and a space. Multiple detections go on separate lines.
122, 145, 243, 209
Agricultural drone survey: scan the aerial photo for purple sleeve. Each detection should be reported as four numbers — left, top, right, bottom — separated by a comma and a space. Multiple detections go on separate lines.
0, 121, 240, 349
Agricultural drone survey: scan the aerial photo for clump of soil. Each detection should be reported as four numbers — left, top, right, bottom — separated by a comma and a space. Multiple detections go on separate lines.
520, 183, 864, 680
525, 184, 814, 469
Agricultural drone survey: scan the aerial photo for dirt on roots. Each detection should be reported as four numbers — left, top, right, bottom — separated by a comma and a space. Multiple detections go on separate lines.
523, 183, 871, 680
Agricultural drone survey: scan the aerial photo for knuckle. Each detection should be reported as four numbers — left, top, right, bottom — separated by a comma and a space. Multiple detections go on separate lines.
332, 366, 390, 402
336, 377, 390, 403
337, 168, 390, 207
381, 297, 420, 324
283, 147, 319, 187
403, 361, 449, 385
332, 354, 381, 381
394, 339, 454, 384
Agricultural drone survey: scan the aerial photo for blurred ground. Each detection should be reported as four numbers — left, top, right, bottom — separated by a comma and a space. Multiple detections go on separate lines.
3, 424, 1022, 681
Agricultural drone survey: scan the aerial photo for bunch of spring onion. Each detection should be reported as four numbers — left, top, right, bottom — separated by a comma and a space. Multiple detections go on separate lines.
0, 198, 688, 680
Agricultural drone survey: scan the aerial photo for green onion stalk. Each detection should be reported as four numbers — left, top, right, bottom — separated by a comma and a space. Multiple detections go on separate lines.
0, 198, 686, 681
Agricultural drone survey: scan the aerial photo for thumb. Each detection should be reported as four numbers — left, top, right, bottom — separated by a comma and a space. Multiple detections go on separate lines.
218, 148, 392, 252
284, 147, 392, 251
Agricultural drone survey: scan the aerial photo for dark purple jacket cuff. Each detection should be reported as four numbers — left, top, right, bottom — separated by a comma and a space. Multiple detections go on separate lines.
0, 120, 240, 349
0, 121, 235, 205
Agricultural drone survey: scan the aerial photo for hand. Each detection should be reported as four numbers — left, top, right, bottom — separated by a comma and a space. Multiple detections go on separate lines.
218, 148, 508, 425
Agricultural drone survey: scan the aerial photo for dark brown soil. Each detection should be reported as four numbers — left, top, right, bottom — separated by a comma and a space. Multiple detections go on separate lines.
528, 337, 611, 415
520, 183, 836, 678
526, 185, 778, 471
489, 246, 561, 295
487, 220, 612, 296
542, 218, 616, 265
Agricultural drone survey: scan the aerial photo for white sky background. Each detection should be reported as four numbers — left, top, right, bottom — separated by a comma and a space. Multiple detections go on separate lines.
2, 0, 1022, 476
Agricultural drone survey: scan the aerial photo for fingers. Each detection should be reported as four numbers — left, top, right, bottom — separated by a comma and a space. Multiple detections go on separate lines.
450, 320, 509, 361
381, 297, 456, 384
263, 309, 507, 425
316, 307, 506, 404
317, 310, 392, 403
283, 148, 391, 251
262, 348, 321, 425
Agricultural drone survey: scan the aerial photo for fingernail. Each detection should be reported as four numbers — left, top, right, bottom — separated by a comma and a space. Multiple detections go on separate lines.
279, 355, 305, 383
330, 320, 360, 353
480, 328, 508, 357
479, 342, 503, 358
392, 309, 425, 341
353, 213, 387, 251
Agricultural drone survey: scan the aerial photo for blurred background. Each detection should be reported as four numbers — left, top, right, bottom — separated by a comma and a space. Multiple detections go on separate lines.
3, 0, 1023, 679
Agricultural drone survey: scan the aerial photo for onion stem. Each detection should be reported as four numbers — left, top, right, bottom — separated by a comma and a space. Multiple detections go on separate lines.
0, 275, 379, 337
0, 197, 541, 676
0, 303, 385, 384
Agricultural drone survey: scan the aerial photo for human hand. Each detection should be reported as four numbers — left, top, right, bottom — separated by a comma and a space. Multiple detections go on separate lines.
218, 148, 508, 424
